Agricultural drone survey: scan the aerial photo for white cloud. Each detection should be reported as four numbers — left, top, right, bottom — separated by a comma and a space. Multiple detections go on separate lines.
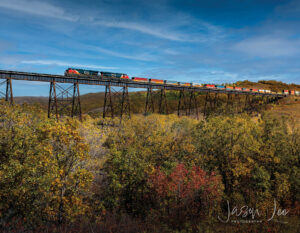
233, 36, 300, 58
0, 0, 77, 21
92, 17, 224, 43
21, 60, 118, 70
91, 46, 156, 61
93, 20, 193, 42
0, 0, 224, 44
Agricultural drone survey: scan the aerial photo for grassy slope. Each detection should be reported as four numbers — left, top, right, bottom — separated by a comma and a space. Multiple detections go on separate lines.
270, 96, 300, 125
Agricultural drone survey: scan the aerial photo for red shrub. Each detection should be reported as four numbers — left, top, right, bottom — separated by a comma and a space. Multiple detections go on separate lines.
147, 164, 223, 228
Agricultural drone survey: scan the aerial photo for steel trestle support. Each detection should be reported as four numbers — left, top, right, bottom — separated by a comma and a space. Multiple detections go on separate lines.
102, 83, 131, 119
159, 87, 168, 114
48, 81, 82, 120
0, 77, 13, 105
204, 92, 218, 117
188, 91, 199, 119
177, 90, 188, 116
244, 95, 261, 114
145, 87, 155, 115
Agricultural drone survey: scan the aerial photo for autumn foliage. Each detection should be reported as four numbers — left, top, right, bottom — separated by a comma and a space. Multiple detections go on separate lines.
0, 104, 93, 229
0, 102, 299, 232
148, 164, 223, 228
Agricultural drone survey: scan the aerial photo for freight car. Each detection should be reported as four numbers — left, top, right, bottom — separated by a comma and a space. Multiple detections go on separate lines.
149, 79, 164, 84
132, 77, 148, 82
283, 90, 289, 95
166, 80, 179, 85
242, 88, 250, 92
178, 82, 192, 87
205, 84, 215, 88
192, 83, 203, 87
226, 86, 234, 90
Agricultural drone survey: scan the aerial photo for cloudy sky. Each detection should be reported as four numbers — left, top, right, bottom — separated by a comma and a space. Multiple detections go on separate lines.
0, 0, 300, 96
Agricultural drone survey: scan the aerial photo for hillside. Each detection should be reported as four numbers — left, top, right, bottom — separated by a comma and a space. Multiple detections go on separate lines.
269, 96, 300, 124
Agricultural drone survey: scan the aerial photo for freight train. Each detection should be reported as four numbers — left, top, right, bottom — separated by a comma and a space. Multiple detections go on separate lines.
64, 68, 300, 96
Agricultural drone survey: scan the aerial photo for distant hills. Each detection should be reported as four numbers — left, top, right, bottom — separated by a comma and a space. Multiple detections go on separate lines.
235, 80, 300, 92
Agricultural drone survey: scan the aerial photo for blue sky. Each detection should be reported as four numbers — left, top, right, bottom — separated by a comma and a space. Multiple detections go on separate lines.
0, 0, 300, 96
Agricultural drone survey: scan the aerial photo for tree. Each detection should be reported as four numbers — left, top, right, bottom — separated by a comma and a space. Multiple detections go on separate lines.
0, 104, 92, 229
148, 163, 223, 229
100, 114, 198, 217
192, 115, 262, 204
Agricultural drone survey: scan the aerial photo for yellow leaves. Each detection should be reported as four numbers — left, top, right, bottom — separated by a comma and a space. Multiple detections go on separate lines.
59, 169, 64, 176
274, 172, 290, 200
0, 104, 95, 224
148, 165, 155, 174
232, 164, 251, 178
106, 114, 197, 166
43, 145, 53, 155
247, 157, 254, 164
181, 143, 195, 154
52, 178, 61, 186
273, 157, 280, 163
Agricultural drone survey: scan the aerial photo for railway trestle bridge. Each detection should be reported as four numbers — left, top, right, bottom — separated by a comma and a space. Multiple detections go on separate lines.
0, 70, 284, 121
